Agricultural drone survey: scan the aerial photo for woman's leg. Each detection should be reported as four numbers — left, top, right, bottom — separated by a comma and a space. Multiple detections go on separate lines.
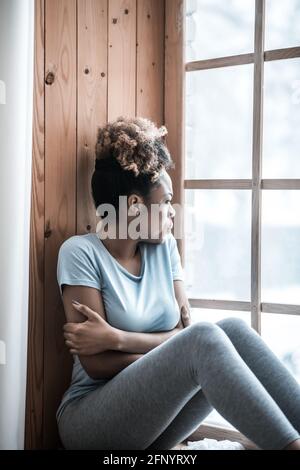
216, 316, 300, 434
58, 322, 300, 450
58, 324, 207, 450
146, 389, 213, 450
148, 316, 300, 450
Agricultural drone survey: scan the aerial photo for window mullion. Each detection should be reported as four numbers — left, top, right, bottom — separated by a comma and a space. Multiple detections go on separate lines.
251, 0, 265, 334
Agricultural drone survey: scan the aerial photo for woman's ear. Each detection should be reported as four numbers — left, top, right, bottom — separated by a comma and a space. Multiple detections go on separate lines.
127, 194, 144, 216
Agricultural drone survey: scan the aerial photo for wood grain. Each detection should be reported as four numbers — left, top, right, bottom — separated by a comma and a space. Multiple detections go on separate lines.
108, 0, 136, 120
44, 0, 77, 448
25, 0, 45, 450
136, 0, 164, 124
77, 0, 108, 235
165, 0, 185, 262
27, 0, 166, 448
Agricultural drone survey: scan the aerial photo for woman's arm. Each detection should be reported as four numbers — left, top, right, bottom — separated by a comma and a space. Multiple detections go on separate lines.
61, 285, 145, 379
78, 350, 144, 380
115, 325, 181, 353
63, 281, 190, 369
173, 280, 192, 328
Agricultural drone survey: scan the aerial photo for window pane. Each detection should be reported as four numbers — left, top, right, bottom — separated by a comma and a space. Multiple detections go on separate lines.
262, 191, 300, 304
190, 308, 251, 429
262, 59, 300, 178
190, 308, 250, 326
265, 0, 300, 51
185, 0, 255, 61
185, 65, 253, 179
184, 190, 251, 301
262, 313, 300, 383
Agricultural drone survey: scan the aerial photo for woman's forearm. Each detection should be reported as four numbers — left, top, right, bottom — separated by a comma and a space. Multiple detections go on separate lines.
80, 350, 144, 380
112, 326, 181, 354
80, 326, 181, 380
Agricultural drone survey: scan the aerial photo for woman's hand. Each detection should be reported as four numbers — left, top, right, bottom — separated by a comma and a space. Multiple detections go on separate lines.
180, 304, 192, 328
63, 302, 118, 355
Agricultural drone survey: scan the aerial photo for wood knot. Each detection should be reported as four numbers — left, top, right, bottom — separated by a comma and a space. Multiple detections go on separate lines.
44, 228, 52, 238
45, 71, 55, 85
44, 221, 52, 238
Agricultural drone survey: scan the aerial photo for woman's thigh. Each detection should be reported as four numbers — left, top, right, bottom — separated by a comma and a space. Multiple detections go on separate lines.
58, 324, 204, 450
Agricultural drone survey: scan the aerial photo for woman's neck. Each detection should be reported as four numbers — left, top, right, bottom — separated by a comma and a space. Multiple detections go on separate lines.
100, 236, 139, 261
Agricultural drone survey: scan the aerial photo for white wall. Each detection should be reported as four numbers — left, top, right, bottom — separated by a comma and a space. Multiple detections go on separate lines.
0, 0, 34, 449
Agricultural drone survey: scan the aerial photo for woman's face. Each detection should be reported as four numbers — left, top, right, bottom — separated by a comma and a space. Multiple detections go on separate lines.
140, 170, 176, 243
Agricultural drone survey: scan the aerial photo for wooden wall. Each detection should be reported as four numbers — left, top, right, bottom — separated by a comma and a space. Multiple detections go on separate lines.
25, 0, 184, 449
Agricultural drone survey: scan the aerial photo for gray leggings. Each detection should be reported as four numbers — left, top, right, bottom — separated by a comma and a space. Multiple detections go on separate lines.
57, 317, 300, 450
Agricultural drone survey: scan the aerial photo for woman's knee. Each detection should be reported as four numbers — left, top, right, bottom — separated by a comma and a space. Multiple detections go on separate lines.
216, 316, 250, 336
186, 321, 225, 350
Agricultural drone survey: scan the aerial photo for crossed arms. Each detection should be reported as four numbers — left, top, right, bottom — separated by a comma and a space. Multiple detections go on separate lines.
61, 281, 191, 380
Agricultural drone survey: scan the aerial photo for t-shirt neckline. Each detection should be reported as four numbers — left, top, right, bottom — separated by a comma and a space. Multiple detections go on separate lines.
91, 233, 145, 280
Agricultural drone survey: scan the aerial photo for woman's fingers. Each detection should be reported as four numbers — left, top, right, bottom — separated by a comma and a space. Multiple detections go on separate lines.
71, 301, 100, 321
63, 323, 79, 334
65, 340, 81, 355
64, 332, 75, 341
70, 349, 78, 355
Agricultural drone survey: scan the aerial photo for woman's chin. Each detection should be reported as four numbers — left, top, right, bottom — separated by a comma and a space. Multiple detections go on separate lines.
142, 233, 166, 244
141, 227, 171, 243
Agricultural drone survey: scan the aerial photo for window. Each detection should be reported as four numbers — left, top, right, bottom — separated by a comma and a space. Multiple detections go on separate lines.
184, 0, 300, 430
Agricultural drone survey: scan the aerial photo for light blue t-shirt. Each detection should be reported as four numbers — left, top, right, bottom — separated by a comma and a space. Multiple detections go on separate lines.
56, 231, 185, 423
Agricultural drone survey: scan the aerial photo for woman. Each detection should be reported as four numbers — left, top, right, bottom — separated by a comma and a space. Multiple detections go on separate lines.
56, 116, 300, 450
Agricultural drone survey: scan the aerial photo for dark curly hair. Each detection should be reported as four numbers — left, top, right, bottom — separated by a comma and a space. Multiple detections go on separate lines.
91, 116, 175, 217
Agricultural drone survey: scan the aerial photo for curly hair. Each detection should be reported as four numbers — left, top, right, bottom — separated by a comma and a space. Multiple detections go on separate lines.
91, 116, 174, 216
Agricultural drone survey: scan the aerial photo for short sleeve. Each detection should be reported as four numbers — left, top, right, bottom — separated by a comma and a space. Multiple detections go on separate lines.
57, 236, 102, 296
168, 233, 184, 281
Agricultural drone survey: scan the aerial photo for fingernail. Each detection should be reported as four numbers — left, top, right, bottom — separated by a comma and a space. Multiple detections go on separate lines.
71, 299, 80, 305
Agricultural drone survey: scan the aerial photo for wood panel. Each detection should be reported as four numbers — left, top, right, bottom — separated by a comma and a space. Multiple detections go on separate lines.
27, 0, 167, 449
165, 0, 185, 262
25, 0, 45, 449
77, 0, 108, 235
108, 0, 136, 120
136, 0, 164, 124
44, 0, 77, 448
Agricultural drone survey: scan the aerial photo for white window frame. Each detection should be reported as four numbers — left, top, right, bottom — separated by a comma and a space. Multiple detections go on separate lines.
184, 0, 300, 333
